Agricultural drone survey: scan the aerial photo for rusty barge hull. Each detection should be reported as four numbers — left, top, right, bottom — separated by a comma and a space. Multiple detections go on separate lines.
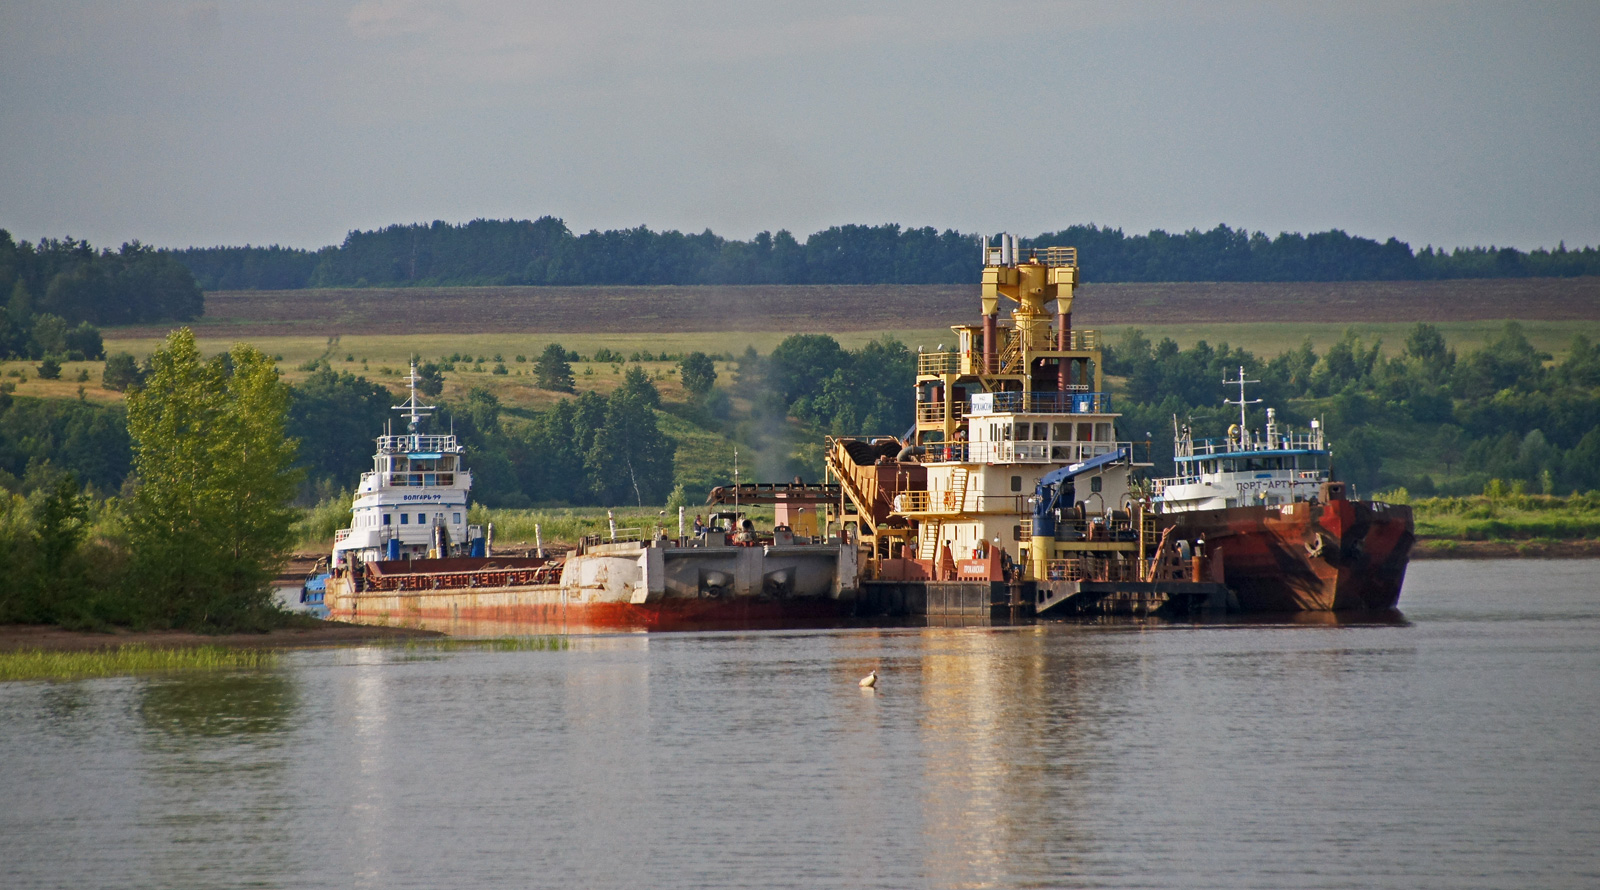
1159, 499, 1414, 612
326, 584, 852, 633
325, 539, 861, 633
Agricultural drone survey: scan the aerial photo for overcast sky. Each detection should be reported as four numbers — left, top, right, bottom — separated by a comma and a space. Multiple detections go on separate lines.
2, 1, 1597, 252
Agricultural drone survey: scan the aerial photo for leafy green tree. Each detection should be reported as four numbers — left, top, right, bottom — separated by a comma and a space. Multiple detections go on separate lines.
519, 395, 593, 503
7, 279, 33, 327
36, 356, 61, 380
585, 389, 675, 505
126, 329, 299, 629
1333, 425, 1384, 496
768, 334, 849, 404
287, 366, 391, 492
101, 352, 143, 391
620, 364, 660, 407
29, 313, 70, 355
535, 342, 575, 392
28, 473, 90, 621
1453, 322, 1550, 399
1403, 322, 1454, 383
0, 397, 131, 493
679, 351, 717, 396
416, 361, 445, 396
462, 386, 503, 436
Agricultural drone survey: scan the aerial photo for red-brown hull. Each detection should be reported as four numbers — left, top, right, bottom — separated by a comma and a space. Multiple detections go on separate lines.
328, 594, 854, 635
1159, 499, 1414, 612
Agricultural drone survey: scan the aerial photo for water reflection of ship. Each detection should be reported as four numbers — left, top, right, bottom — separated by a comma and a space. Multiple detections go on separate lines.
917, 629, 1092, 882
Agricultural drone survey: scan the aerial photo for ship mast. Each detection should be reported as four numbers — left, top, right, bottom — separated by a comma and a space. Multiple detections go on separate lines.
1223, 365, 1261, 445
394, 360, 436, 437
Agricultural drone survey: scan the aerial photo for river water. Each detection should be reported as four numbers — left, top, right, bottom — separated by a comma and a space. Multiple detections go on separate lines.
3, 559, 1597, 889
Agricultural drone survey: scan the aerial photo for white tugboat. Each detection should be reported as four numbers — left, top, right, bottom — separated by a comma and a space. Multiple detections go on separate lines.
330, 362, 486, 568
1152, 368, 1331, 512
1148, 370, 1414, 612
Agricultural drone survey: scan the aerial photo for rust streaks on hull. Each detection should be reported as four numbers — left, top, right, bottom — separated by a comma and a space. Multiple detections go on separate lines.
1161, 500, 1415, 612
327, 582, 852, 634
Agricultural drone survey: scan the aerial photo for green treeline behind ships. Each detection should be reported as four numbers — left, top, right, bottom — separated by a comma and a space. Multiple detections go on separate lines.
8, 323, 1600, 513
174, 218, 1600, 290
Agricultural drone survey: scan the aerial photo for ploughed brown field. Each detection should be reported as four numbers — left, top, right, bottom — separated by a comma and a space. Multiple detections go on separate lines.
119, 277, 1600, 337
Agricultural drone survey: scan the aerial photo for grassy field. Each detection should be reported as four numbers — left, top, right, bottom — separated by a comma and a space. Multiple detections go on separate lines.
1382, 489, 1600, 541
1, 318, 1592, 411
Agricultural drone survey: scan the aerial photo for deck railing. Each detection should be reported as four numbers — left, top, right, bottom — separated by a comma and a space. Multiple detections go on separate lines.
376, 434, 458, 454
971, 391, 1112, 415
914, 441, 1129, 465
1043, 557, 1139, 583
1178, 432, 1325, 457
917, 351, 965, 376
916, 402, 967, 424
894, 492, 1026, 515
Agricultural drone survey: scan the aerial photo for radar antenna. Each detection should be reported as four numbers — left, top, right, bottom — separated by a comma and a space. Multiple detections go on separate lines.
394, 360, 436, 434
1223, 365, 1261, 441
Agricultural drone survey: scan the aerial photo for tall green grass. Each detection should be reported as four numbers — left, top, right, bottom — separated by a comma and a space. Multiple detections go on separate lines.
0, 645, 279, 683
294, 491, 353, 549
1379, 487, 1600, 540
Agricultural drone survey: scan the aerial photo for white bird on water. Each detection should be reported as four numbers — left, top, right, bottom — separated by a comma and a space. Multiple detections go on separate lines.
859, 670, 878, 689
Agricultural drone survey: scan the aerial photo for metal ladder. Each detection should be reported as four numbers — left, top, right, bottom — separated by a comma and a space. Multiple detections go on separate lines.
918, 518, 944, 560
918, 468, 970, 560
996, 336, 1022, 374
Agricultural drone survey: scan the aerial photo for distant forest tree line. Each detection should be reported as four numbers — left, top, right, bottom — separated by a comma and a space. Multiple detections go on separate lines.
1, 230, 202, 360
170, 218, 1600, 290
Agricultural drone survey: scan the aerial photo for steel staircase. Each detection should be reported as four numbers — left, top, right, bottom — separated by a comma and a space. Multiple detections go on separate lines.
917, 468, 970, 560
918, 518, 943, 560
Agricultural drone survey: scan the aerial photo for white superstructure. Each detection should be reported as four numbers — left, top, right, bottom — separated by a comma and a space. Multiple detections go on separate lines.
331, 363, 481, 566
1151, 368, 1331, 512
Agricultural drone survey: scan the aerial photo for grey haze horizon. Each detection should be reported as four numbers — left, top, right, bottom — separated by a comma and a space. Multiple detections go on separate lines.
1, 1, 1596, 253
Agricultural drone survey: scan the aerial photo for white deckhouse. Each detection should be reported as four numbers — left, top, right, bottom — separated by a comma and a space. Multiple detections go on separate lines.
331, 363, 481, 567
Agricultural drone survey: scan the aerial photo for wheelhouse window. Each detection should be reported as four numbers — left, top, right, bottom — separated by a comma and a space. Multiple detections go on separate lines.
1053, 422, 1072, 440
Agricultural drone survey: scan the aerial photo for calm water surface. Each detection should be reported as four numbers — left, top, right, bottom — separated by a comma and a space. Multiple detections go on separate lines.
3, 559, 1598, 889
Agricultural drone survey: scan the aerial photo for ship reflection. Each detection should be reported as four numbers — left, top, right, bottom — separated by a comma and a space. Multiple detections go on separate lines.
1201, 608, 1410, 628
914, 627, 1093, 885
